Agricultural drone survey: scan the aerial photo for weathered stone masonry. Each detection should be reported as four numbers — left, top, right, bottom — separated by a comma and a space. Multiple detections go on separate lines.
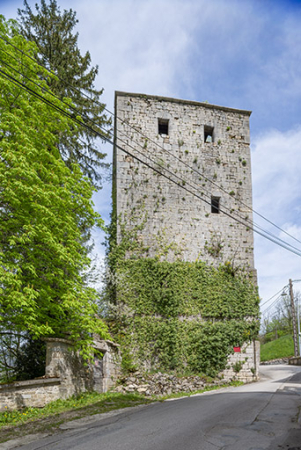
113, 92, 259, 381
114, 92, 256, 272
0, 338, 121, 411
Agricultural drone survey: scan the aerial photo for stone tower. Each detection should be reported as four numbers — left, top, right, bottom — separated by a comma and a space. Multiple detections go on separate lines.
113, 92, 256, 276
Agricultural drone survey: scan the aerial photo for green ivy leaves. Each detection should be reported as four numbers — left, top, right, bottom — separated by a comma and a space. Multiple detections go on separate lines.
110, 258, 259, 376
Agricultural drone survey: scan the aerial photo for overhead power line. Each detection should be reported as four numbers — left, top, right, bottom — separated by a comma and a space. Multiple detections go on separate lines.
2, 67, 301, 260
260, 286, 288, 308
261, 280, 301, 315
115, 127, 301, 256
261, 291, 286, 315
115, 117, 301, 248
2, 48, 292, 253
1, 32, 300, 247
1, 40, 301, 258
2, 32, 299, 248
1, 47, 297, 255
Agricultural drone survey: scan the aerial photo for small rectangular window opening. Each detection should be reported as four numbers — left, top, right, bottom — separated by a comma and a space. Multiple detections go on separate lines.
211, 196, 220, 214
204, 125, 214, 143
158, 119, 169, 136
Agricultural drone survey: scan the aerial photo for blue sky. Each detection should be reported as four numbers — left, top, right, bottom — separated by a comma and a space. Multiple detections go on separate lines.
1, 0, 301, 315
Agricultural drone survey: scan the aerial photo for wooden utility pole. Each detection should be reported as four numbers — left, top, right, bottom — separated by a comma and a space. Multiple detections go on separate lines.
289, 279, 298, 357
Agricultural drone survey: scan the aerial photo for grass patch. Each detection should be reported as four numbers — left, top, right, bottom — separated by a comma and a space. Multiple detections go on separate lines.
260, 334, 294, 362
0, 391, 152, 430
0, 381, 244, 443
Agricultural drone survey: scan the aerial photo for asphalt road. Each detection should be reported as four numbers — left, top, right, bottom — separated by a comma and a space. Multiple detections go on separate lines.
3, 365, 301, 450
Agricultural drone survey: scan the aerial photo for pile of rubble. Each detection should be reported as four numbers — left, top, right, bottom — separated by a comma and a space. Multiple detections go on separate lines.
114, 371, 228, 396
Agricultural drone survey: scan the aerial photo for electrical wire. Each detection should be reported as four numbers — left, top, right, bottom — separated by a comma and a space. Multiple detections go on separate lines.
261, 294, 285, 316
260, 286, 288, 308
261, 284, 291, 315
1, 32, 300, 248
0, 35, 301, 248
115, 128, 301, 255
0, 53, 111, 140
3, 49, 301, 257
261, 281, 301, 316
2, 48, 301, 257
117, 116, 301, 246
1, 55, 301, 258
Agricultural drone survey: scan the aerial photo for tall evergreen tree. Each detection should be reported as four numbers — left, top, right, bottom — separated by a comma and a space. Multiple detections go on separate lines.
0, 16, 108, 360
18, 0, 111, 187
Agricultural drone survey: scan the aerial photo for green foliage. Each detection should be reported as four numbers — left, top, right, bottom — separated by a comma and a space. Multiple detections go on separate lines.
0, 17, 108, 358
204, 236, 223, 258
261, 293, 294, 345
232, 360, 243, 373
120, 347, 138, 373
14, 335, 46, 381
18, 0, 111, 187
260, 334, 294, 361
109, 258, 259, 376
0, 392, 151, 428
264, 317, 291, 335
263, 327, 291, 343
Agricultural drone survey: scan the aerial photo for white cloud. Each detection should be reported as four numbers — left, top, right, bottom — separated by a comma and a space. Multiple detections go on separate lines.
252, 127, 301, 308
71, 0, 197, 108
252, 128, 301, 222
2, 0, 301, 310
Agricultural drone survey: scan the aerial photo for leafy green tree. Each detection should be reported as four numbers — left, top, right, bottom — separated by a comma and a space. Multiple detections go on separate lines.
14, 333, 46, 381
0, 17, 108, 359
18, 0, 111, 187
261, 292, 301, 344
0, 328, 22, 382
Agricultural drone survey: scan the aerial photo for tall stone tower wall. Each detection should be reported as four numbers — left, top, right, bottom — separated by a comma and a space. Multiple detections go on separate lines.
114, 92, 255, 272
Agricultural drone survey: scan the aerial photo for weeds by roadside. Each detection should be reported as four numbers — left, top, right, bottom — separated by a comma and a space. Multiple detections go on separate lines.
0, 381, 243, 443
0, 392, 150, 428
260, 334, 294, 362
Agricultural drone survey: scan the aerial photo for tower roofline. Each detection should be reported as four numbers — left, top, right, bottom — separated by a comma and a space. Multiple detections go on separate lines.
115, 91, 252, 116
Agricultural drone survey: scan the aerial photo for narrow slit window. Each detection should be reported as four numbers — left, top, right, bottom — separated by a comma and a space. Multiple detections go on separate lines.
158, 119, 169, 136
204, 125, 214, 143
211, 196, 220, 214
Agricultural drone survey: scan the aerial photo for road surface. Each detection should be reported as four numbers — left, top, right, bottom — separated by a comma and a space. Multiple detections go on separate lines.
2, 365, 301, 450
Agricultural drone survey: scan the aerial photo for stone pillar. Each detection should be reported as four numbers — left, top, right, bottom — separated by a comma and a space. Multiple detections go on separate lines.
45, 337, 73, 378
45, 338, 92, 398
221, 340, 260, 382
44, 337, 121, 397
92, 336, 121, 393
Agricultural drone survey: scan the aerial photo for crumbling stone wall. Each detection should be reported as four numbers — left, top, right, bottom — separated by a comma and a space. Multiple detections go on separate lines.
92, 337, 121, 393
114, 92, 255, 272
0, 378, 61, 411
0, 337, 121, 411
288, 356, 301, 366
114, 342, 260, 397
45, 337, 93, 398
221, 340, 260, 382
